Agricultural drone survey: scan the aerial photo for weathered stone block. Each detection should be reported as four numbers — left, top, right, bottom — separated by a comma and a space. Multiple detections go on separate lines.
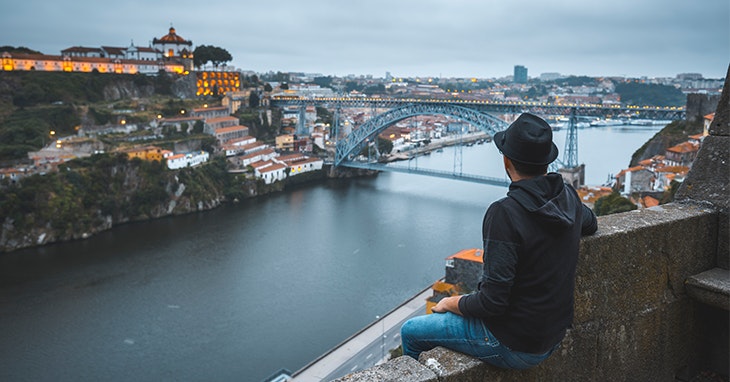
332, 355, 437, 382
685, 268, 730, 310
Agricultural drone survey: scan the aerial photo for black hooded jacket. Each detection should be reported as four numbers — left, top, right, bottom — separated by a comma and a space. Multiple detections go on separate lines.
459, 173, 597, 354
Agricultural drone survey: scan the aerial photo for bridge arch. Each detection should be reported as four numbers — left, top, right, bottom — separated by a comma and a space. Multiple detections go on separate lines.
334, 103, 509, 165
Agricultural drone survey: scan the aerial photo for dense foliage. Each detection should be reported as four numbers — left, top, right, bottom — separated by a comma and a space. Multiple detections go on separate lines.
593, 192, 638, 216
1, 71, 172, 107
629, 119, 703, 166
614, 81, 685, 106
0, 71, 180, 161
0, 154, 232, 236
193, 45, 233, 69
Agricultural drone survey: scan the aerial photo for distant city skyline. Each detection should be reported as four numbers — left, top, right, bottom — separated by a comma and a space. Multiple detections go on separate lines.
2, 0, 728, 79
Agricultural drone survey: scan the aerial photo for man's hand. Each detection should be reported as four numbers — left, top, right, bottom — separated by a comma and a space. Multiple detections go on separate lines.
432, 295, 463, 315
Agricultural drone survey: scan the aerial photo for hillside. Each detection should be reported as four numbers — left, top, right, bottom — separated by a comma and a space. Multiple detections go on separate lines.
629, 119, 704, 167
0, 154, 272, 252
0, 71, 196, 163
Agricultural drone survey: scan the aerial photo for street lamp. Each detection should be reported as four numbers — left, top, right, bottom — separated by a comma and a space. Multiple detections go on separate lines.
376, 315, 385, 362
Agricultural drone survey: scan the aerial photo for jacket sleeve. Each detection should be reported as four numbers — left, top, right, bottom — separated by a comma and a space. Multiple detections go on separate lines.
459, 203, 519, 319
580, 204, 598, 236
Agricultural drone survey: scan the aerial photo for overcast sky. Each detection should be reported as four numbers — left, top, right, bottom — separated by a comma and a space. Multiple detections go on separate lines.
3, 0, 728, 79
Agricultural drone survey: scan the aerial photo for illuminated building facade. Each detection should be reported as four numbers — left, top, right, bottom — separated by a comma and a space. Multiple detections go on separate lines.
196, 71, 241, 96
152, 26, 194, 71
1, 26, 192, 75
1, 52, 183, 74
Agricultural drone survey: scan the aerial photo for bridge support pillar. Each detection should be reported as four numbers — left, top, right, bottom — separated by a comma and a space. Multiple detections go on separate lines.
558, 164, 585, 189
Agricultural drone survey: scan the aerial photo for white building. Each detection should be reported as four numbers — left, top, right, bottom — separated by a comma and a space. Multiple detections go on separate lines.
251, 160, 287, 184
166, 151, 209, 170
275, 154, 324, 176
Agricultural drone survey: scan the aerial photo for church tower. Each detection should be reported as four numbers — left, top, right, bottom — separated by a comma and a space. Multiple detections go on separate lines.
152, 26, 193, 71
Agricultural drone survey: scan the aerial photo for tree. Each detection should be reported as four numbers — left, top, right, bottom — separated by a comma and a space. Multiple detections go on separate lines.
193, 45, 233, 69
594, 192, 637, 216
377, 137, 393, 154
249, 90, 260, 108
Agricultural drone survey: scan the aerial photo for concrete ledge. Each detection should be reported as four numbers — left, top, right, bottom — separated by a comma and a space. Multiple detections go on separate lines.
686, 268, 730, 310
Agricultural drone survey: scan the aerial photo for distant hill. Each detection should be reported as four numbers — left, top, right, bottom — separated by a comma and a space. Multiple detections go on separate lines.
615, 82, 685, 106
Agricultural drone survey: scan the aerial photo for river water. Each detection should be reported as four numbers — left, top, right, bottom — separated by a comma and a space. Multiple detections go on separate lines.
0, 125, 661, 382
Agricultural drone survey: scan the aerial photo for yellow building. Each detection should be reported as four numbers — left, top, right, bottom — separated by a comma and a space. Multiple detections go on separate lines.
196, 71, 241, 96
124, 146, 168, 162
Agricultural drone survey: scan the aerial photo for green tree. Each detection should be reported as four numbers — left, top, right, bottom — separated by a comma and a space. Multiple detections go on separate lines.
249, 90, 260, 108
594, 192, 637, 216
377, 137, 393, 154
193, 45, 233, 69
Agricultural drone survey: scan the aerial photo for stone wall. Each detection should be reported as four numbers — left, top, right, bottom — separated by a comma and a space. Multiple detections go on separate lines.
336, 204, 722, 382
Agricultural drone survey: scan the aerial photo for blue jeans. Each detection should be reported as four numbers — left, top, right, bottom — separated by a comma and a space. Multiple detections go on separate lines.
400, 312, 557, 369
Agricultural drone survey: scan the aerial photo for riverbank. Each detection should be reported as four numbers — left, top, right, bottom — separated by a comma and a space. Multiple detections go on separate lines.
0, 154, 372, 254
379, 131, 491, 163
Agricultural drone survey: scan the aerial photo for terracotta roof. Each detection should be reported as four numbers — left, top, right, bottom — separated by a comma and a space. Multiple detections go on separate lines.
666, 142, 699, 154
206, 116, 239, 124
61, 46, 103, 54
101, 46, 126, 56
240, 147, 275, 160
239, 142, 266, 151
259, 162, 287, 173
642, 196, 660, 208
446, 248, 483, 263
704, 113, 715, 121
215, 125, 248, 134
153, 27, 192, 45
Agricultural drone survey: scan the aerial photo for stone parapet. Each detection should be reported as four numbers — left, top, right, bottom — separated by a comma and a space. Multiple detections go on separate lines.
335, 204, 722, 381
335, 66, 730, 382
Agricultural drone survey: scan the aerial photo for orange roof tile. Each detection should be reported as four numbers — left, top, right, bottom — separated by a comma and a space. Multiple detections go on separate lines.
643, 196, 660, 208
206, 116, 239, 124
447, 248, 483, 263
215, 125, 248, 134
259, 162, 287, 173
666, 142, 699, 153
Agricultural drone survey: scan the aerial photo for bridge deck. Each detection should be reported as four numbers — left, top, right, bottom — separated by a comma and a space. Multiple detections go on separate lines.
340, 161, 510, 187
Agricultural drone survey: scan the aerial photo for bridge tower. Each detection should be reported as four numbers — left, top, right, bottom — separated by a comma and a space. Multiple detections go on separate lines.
557, 108, 585, 188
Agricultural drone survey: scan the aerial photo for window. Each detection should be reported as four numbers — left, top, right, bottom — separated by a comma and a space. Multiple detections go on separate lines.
445, 259, 455, 268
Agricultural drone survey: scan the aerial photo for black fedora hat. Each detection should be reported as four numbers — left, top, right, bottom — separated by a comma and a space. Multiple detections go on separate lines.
493, 113, 559, 165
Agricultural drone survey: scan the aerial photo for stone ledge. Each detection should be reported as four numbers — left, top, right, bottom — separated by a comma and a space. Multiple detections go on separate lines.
332, 355, 437, 382
686, 268, 730, 310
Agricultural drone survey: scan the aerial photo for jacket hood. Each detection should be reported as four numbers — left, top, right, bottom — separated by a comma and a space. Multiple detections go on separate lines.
507, 173, 576, 227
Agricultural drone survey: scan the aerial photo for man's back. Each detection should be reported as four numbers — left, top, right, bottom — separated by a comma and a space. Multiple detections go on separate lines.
459, 173, 597, 353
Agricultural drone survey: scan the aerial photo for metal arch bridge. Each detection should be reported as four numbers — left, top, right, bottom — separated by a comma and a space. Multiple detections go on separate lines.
269, 96, 686, 186
332, 102, 508, 165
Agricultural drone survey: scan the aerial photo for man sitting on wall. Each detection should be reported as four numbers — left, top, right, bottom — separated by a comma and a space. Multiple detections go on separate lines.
401, 113, 598, 369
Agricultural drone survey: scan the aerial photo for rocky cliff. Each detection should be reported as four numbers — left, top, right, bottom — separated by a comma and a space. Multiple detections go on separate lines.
0, 154, 234, 253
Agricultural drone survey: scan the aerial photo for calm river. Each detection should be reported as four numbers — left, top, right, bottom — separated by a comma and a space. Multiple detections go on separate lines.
0, 125, 661, 382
